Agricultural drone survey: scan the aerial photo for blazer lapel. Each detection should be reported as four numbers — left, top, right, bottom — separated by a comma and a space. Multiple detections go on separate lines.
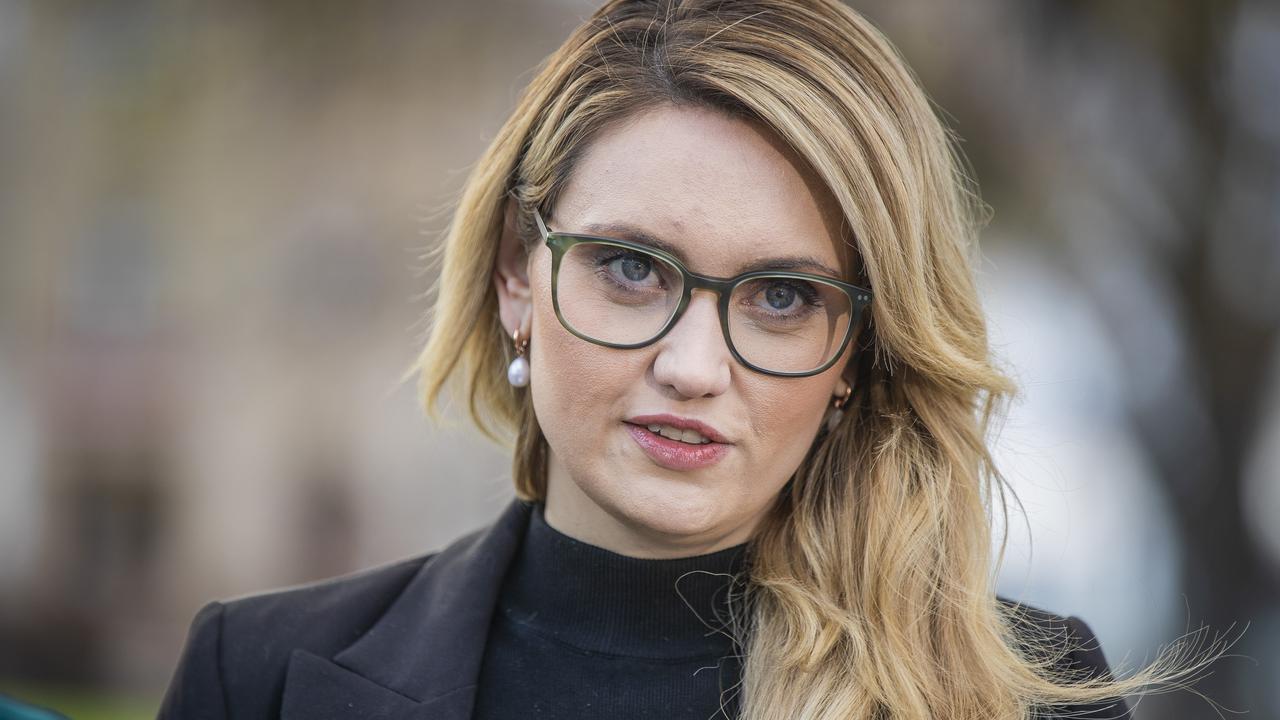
280, 496, 536, 719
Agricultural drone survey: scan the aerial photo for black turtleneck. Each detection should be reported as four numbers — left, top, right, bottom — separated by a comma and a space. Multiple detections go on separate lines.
472, 501, 751, 719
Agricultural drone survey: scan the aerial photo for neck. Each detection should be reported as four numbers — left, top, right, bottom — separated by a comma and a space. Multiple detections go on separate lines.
497, 501, 752, 658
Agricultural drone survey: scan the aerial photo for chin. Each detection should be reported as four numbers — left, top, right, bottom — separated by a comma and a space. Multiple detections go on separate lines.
611, 480, 731, 538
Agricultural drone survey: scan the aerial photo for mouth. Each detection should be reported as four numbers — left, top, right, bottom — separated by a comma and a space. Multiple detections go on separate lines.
623, 421, 732, 471
623, 414, 732, 445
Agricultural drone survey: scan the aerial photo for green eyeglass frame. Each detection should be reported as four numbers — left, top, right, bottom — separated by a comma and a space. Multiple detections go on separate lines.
532, 206, 874, 378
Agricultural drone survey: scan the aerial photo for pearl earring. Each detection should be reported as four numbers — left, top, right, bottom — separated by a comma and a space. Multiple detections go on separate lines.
507, 327, 530, 387
825, 384, 853, 432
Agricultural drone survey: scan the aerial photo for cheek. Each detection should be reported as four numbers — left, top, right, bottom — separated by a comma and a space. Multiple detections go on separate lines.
531, 305, 600, 415
742, 378, 831, 465
526, 276, 641, 454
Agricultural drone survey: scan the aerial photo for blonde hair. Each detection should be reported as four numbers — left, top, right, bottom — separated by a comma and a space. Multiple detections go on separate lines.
405, 1, 1228, 717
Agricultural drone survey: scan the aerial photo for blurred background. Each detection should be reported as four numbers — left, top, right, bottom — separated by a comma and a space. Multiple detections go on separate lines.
0, 0, 1276, 718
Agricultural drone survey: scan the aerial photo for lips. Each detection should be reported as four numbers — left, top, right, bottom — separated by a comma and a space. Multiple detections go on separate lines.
624, 422, 732, 471
624, 413, 732, 445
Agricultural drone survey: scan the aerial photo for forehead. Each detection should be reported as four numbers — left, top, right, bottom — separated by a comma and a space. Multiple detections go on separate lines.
553, 104, 851, 279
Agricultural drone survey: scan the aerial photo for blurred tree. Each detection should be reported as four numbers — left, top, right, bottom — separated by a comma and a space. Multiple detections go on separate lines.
869, 0, 1277, 714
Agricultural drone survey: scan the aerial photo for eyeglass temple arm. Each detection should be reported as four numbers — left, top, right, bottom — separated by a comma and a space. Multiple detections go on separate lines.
506, 188, 548, 237
533, 206, 550, 240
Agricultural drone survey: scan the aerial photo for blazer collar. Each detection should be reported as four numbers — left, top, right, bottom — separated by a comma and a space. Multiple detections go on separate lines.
281, 495, 536, 719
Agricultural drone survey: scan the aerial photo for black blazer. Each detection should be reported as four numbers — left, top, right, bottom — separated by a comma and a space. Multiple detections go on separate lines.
158, 496, 1130, 719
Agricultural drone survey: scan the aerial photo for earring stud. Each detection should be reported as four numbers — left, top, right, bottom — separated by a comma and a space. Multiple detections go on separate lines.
507, 327, 530, 387
825, 384, 853, 432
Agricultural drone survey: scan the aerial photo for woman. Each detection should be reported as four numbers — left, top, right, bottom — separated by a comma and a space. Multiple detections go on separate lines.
160, 1, 1219, 718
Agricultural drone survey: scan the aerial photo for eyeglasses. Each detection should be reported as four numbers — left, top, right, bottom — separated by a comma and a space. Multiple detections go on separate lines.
533, 207, 873, 378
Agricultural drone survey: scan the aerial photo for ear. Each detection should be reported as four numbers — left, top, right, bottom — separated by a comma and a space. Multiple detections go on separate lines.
833, 375, 852, 399
493, 197, 534, 340
829, 344, 862, 401
836, 311, 872, 391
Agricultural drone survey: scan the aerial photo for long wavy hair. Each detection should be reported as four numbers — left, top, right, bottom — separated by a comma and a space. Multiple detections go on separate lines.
405, 1, 1222, 717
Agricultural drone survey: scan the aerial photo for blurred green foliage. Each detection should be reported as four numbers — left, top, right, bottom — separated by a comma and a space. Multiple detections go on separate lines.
0, 685, 153, 720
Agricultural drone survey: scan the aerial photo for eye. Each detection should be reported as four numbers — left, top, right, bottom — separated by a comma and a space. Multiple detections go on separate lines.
596, 249, 668, 289
613, 253, 655, 283
743, 278, 825, 317
765, 283, 797, 310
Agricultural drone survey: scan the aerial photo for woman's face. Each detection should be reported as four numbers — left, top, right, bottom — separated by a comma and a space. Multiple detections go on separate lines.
495, 103, 858, 558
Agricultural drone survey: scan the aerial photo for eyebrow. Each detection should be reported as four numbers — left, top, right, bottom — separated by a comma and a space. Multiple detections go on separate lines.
577, 221, 844, 279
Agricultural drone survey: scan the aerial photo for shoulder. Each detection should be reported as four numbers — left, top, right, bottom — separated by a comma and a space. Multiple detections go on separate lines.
221, 552, 433, 656
159, 551, 439, 720
997, 595, 1132, 719
996, 595, 1113, 676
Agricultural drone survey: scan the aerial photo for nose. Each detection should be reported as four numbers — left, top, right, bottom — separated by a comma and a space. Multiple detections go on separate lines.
651, 289, 732, 398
